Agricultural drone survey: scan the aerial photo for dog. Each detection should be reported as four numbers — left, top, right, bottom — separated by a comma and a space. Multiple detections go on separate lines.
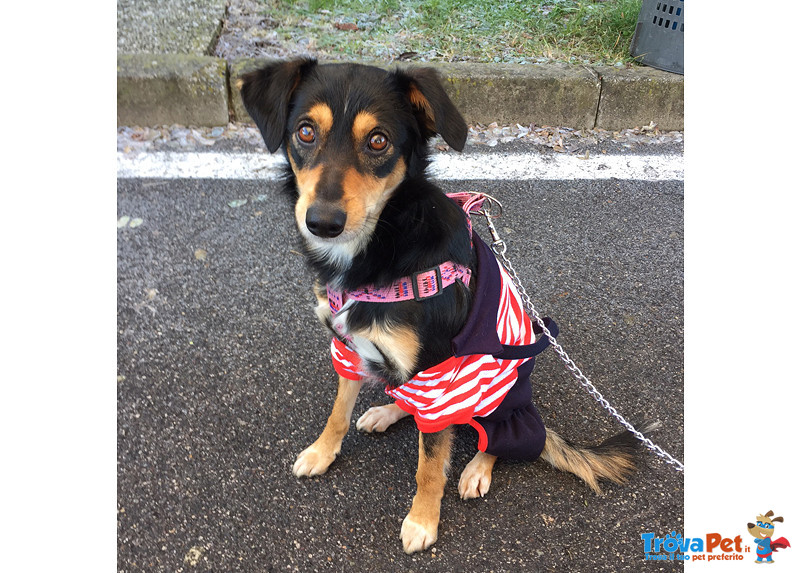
238, 59, 642, 554
747, 511, 791, 563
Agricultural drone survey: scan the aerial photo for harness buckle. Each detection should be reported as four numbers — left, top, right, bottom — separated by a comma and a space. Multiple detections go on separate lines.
411, 266, 443, 301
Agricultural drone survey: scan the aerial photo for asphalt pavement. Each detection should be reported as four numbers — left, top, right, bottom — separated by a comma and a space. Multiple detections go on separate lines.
117, 160, 683, 571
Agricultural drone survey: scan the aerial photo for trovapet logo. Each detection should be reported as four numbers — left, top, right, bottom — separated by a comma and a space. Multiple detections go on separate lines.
641, 509, 791, 564
641, 531, 745, 562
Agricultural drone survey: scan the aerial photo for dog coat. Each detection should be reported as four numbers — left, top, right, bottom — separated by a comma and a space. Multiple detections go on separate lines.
329, 229, 555, 461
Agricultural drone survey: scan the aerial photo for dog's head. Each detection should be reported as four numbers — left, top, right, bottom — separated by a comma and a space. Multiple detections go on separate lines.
238, 59, 467, 265
747, 510, 784, 539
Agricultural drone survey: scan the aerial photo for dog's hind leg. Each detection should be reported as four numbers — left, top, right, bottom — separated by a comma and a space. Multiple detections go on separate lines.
293, 376, 363, 477
401, 427, 453, 553
458, 451, 497, 500
355, 403, 410, 433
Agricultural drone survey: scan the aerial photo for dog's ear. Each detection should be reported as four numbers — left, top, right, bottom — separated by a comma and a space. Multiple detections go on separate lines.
396, 67, 468, 151
238, 58, 317, 152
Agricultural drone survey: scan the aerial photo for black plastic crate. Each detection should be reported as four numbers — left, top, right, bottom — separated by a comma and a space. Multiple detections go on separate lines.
630, 0, 684, 74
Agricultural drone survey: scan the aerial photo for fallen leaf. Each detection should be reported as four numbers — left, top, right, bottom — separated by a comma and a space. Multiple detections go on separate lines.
194, 248, 208, 261
334, 22, 358, 31
184, 546, 205, 566
191, 129, 216, 146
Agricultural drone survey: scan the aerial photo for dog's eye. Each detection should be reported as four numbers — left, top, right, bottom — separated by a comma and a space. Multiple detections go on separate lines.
368, 133, 388, 152
297, 124, 316, 144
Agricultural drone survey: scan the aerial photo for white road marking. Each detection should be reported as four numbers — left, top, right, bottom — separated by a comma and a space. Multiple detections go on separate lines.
116, 150, 683, 181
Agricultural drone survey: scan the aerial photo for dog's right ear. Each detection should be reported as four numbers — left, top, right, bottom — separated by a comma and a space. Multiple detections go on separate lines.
237, 59, 317, 153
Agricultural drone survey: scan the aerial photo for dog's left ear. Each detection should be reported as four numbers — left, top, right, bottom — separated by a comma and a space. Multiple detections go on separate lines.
395, 67, 468, 151
237, 58, 317, 152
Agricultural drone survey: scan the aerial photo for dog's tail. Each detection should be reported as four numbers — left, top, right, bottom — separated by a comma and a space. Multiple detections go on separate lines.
540, 422, 659, 495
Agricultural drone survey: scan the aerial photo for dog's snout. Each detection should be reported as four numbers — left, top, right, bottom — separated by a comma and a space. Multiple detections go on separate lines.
306, 205, 347, 238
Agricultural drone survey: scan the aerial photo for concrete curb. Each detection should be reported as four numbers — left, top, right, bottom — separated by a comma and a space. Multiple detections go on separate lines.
594, 65, 684, 131
437, 62, 602, 129
118, 54, 683, 131
117, 54, 229, 127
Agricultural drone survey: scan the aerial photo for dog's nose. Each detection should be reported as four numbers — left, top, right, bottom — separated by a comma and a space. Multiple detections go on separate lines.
305, 205, 347, 238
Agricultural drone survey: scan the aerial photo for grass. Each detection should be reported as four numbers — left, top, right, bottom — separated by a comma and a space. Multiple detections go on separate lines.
261, 0, 643, 65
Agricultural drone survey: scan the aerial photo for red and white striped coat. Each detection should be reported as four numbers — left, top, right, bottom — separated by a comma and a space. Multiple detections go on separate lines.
331, 254, 535, 435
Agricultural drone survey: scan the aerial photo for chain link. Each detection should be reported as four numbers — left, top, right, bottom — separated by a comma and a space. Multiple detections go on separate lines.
476, 196, 685, 472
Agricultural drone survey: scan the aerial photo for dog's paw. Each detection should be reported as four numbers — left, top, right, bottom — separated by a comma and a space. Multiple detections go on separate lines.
400, 515, 438, 554
292, 444, 336, 477
355, 403, 408, 433
458, 453, 495, 500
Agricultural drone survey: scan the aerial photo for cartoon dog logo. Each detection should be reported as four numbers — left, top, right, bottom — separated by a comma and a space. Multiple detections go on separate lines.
747, 510, 791, 564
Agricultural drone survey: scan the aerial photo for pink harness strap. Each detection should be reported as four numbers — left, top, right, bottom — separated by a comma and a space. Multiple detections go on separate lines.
327, 261, 471, 312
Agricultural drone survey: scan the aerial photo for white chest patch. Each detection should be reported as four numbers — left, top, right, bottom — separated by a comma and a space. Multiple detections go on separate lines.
331, 302, 384, 367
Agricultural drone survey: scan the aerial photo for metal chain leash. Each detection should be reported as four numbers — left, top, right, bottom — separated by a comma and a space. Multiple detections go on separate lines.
475, 195, 685, 472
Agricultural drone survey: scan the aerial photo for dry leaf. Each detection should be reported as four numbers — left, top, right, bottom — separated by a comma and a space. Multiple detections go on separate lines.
334, 22, 358, 31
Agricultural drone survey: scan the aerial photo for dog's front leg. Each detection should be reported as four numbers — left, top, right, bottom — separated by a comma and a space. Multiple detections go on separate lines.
401, 427, 453, 553
293, 376, 363, 477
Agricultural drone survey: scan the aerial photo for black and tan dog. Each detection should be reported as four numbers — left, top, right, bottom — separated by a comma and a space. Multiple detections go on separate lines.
239, 59, 641, 553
